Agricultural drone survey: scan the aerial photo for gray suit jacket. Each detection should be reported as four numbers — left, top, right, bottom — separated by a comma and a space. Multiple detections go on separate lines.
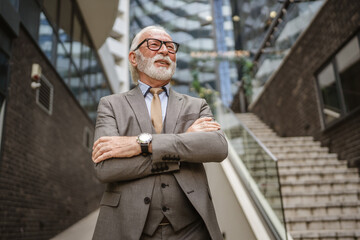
92, 86, 228, 240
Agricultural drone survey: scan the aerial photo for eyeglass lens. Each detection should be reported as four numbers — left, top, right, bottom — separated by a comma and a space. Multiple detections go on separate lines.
148, 39, 177, 53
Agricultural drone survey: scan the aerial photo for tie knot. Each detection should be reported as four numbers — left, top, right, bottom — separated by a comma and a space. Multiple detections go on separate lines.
150, 88, 164, 95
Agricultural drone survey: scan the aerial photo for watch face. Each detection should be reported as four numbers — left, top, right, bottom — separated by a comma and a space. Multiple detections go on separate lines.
138, 133, 152, 143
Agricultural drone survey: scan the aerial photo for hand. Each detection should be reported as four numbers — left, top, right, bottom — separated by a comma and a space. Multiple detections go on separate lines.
186, 117, 221, 133
92, 136, 141, 163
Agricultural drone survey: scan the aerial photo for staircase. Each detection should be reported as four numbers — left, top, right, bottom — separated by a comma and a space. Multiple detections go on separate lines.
236, 113, 360, 240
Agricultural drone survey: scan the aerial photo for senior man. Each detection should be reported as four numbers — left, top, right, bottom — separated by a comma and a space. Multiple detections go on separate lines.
91, 25, 228, 240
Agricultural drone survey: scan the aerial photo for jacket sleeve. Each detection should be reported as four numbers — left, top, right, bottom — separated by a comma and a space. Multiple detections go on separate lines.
93, 97, 179, 183
151, 99, 228, 164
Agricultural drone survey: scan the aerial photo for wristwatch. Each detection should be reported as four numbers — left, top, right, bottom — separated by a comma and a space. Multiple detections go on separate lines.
137, 133, 152, 155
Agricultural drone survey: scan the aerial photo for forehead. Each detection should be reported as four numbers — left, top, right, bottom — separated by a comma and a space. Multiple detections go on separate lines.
141, 29, 172, 42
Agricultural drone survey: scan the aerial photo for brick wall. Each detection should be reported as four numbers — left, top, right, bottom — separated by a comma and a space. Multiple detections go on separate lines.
0, 27, 103, 239
250, 0, 360, 164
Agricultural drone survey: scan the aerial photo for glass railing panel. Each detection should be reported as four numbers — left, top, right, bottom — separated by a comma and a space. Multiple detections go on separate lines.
210, 96, 287, 240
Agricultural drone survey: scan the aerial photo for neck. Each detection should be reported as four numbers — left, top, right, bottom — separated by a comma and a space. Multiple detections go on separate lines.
139, 72, 170, 88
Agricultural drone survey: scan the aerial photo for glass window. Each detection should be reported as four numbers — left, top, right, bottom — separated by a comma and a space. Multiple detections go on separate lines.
38, 12, 54, 61
56, 42, 71, 80
335, 36, 360, 112
81, 35, 91, 85
316, 34, 360, 127
69, 63, 81, 99
33, 0, 112, 122
318, 64, 341, 125
0, 51, 9, 96
0, 51, 9, 151
72, 15, 82, 69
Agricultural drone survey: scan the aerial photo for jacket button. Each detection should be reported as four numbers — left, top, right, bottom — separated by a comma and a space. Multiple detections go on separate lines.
144, 197, 151, 204
162, 206, 168, 212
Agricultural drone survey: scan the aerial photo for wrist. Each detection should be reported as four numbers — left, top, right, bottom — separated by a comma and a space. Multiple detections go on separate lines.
137, 133, 152, 155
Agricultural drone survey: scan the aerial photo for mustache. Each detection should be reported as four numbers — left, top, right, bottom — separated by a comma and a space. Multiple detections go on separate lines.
152, 54, 173, 65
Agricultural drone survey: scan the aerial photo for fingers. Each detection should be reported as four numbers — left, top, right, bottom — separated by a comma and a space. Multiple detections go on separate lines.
92, 136, 140, 163
202, 122, 220, 128
93, 136, 111, 150
93, 151, 112, 163
201, 127, 220, 132
194, 117, 213, 124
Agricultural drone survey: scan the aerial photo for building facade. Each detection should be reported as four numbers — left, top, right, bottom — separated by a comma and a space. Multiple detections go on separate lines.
0, 0, 118, 239
230, 0, 324, 106
99, 0, 130, 94
248, 0, 360, 168
129, 0, 238, 106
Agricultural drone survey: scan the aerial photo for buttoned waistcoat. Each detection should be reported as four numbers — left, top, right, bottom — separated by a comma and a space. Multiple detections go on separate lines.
92, 86, 228, 240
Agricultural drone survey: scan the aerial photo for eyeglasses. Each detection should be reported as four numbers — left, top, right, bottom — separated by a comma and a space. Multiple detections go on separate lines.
133, 38, 180, 54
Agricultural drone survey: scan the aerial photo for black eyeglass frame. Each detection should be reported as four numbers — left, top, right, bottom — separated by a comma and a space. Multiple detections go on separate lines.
133, 38, 180, 53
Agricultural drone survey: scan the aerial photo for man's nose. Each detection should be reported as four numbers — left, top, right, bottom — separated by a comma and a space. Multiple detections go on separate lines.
157, 43, 169, 55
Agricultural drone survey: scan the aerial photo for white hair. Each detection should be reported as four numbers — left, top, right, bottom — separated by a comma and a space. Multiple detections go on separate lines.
129, 26, 170, 84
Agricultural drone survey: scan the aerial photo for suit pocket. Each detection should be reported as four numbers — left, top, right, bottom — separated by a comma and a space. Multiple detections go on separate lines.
100, 191, 121, 207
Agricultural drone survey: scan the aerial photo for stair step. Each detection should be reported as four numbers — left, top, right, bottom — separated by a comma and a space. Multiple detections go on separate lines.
260, 137, 315, 144
268, 146, 326, 152
276, 152, 337, 159
277, 157, 341, 165
277, 153, 338, 160
286, 215, 360, 231
265, 141, 322, 148
279, 168, 359, 182
281, 178, 360, 192
282, 189, 359, 204
278, 160, 347, 169
284, 201, 360, 217
290, 230, 360, 240
271, 148, 329, 154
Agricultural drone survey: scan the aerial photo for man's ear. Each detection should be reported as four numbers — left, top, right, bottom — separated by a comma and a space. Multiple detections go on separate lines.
129, 51, 137, 67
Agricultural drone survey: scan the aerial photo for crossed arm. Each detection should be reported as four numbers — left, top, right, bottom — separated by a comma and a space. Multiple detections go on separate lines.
92, 117, 221, 163
91, 97, 227, 183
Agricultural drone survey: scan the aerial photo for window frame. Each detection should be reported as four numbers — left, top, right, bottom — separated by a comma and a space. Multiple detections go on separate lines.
315, 30, 360, 130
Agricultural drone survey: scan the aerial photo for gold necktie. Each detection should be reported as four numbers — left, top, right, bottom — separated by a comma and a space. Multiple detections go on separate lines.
150, 88, 164, 134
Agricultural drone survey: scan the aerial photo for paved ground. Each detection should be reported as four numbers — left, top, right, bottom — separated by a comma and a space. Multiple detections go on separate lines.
50, 209, 99, 240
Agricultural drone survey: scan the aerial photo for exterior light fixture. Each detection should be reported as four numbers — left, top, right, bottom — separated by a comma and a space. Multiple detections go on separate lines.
232, 15, 240, 21
206, 16, 213, 22
270, 11, 277, 18
31, 63, 42, 89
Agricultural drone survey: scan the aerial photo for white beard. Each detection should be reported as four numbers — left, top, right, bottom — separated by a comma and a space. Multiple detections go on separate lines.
136, 52, 176, 81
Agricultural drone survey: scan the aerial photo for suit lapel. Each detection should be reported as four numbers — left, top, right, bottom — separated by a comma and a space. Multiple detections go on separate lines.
164, 88, 183, 134
125, 86, 153, 134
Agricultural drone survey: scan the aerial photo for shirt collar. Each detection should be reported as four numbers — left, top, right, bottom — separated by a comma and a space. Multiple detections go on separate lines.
138, 80, 170, 97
